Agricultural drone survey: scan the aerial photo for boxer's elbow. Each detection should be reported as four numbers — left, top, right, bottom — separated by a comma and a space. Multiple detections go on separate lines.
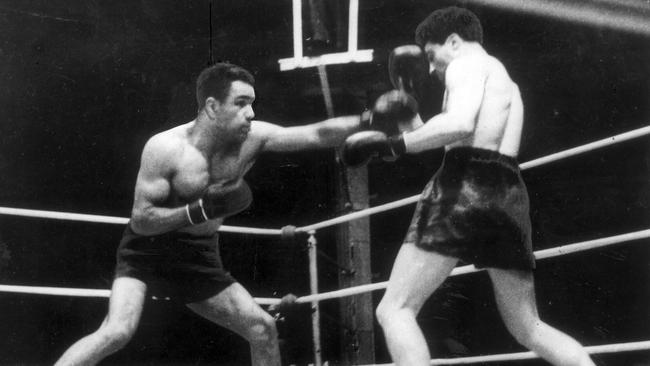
313, 125, 343, 147
130, 208, 159, 235
456, 122, 474, 138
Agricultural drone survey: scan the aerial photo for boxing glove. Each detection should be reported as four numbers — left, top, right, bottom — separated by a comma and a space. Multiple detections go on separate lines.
341, 130, 406, 168
370, 90, 418, 135
186, 180, 252, 224
389, 45, 438, 120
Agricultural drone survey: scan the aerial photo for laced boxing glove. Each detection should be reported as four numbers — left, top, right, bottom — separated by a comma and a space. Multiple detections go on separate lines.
186, 180, 252, 224
388, 45, 438, 120
369, 90, 418, 135
359, 90, 419, 134
389, 45, 429, 95
341, 130, 406, 168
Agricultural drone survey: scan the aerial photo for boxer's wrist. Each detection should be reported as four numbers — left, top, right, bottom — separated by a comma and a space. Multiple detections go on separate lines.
359, 109, 372, 130
186, 199, 209, 225
389, 133, 407, 156
399, 131, 415, 154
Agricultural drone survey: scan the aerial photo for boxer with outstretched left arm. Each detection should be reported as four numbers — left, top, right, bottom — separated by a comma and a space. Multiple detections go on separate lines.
55, 62, 364, 366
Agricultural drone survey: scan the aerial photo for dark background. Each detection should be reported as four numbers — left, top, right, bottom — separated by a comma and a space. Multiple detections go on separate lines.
0, 0, 648, 365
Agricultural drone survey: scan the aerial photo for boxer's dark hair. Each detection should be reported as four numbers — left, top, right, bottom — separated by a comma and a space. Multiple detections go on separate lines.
196, 63, 255, 109
415, 6, 483, 47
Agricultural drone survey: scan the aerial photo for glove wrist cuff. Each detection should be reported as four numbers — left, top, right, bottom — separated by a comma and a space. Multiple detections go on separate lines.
359, 109, 372, 130
186, 199, 209, 225
389, 133, 406, 156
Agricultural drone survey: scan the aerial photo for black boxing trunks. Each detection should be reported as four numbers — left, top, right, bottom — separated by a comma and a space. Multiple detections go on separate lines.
404, 146, 535, 270
115, 225, 236, 303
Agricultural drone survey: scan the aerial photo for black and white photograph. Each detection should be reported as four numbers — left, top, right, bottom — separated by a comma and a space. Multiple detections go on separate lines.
0, 1, 648, 365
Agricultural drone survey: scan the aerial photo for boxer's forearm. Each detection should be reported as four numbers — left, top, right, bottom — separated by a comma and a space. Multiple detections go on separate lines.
313, 115, 366, 147
402, 113, 473, 153
130, 205, 190, 236
258, 115, 364, 152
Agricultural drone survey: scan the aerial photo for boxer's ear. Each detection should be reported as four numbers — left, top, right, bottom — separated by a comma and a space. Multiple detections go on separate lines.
447, 33, 462, 49
204, 97, 221, 118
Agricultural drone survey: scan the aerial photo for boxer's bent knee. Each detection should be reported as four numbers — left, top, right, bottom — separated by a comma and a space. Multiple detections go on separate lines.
245, 312, 278, 344
95, 319, 138, 351
375, 301, 415, 330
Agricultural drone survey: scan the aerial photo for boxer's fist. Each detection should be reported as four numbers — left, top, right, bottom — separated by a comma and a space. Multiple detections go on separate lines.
389, 45, 429, 95
370, 90, 418, 135
186, 181, 252, 224
389, 45, 438, 120
342, 130, 405, 167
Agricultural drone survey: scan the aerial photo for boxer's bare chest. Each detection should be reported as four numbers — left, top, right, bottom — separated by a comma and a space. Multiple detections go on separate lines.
170, 144, 255, 203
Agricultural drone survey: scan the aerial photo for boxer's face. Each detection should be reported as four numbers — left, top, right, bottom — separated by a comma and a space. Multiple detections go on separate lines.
213, 80, 255, 143
424, 41, 452, 81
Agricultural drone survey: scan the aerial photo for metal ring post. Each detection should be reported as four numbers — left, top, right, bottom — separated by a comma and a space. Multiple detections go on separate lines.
307, 230, 322, 366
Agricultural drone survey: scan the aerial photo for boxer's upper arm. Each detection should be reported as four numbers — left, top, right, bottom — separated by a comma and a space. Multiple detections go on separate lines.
132, 135, 175, 213
254, 120, 321, 152
443, 59, 487, 133
255, 116, 361, 152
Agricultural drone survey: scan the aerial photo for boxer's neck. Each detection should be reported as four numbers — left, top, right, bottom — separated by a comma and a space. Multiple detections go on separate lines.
188, 115, 242, 157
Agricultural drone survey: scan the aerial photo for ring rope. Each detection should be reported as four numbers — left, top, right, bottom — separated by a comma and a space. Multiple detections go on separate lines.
0, 207, 282, 236
357, 340, 650, 365
0, 126, 647, 304
0, 126, 647, 233
0, 284, 280, 306
519, 124, 650, 170
3, 229, 647, 305
298, 195, 418, 233
300, 125, 650, 232
0, 285, 111, 298
292, 228, 650, 304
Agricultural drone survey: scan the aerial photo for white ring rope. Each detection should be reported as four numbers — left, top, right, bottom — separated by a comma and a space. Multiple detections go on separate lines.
0, 126, 647, 302
2, 229, 647, 305
0, 129, 648, 366
0, 207, 129, 225
0, 285, 111, 298
0, 126, 647, 233
519, 124, 650, 170
358, 340, 650, 365
292, 228, 650, 304
0, 207, 282, 236
0, 284, 280, 306
300, 125, 650, 232
298, 195, 419, 233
